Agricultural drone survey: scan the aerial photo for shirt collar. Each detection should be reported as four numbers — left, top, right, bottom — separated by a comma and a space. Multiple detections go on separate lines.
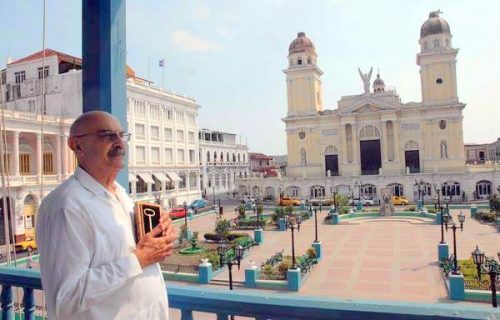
74, 166, 115, 197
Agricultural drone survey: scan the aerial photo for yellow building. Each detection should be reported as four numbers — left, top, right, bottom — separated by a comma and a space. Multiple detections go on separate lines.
237, 11, 499, 202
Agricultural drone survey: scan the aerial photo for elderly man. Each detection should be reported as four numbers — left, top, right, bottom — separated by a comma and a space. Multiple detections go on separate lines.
36, 111, 175, 319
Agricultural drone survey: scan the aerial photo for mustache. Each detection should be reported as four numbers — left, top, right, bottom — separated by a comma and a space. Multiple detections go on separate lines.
108, 147, 126, 157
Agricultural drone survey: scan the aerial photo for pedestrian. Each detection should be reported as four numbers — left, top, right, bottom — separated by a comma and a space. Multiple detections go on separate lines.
36, 111, 176, 320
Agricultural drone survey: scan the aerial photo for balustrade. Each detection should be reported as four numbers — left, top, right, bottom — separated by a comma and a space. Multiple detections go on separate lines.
0, 267, 497, 320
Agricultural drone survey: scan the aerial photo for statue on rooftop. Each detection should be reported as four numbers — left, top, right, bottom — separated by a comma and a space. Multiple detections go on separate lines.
358, 67, 373, 94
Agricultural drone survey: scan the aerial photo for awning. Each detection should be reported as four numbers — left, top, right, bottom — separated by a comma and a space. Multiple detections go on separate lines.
153, 172, 169, 183
166, 172, 182, 182
136, 173, 155, 184
128, 173, 138, 182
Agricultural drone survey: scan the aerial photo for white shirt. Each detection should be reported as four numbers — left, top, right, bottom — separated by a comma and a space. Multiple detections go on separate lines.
36, 167, 169, 319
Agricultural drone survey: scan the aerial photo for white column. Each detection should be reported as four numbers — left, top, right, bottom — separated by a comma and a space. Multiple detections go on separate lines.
13, 131, 20, 176
394, 121, 401, 161
381, 122, 388, 163
56, 134, 62, 176
62, 134, 69, 175
36, 133, 42, 175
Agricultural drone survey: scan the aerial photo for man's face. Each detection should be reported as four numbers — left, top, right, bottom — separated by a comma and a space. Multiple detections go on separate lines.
74, 114, 127, 173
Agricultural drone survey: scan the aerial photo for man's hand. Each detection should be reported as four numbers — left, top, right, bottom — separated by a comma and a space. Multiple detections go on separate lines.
134, 214, 176, 268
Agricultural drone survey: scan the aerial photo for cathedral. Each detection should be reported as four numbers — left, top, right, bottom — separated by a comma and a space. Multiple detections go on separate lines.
237, 11, 499, 202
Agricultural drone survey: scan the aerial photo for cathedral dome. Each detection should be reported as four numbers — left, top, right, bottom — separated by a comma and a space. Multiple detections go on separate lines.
373, 73, 385, 93
289, 32, 316, 55
420, 10, 450, 38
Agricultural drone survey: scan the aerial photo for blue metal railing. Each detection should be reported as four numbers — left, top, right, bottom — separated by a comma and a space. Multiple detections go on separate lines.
1, 266, 499, 320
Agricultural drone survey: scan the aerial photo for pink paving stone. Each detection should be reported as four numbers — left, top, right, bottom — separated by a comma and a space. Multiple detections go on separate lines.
361, 259, 393, 269
399, 250, 423, 257
357, 269, 392, 282
318, 280, 348, 291
352, 281, 393, 293
365, 250, 395, 257
330, 259, 357, 268
400, 284, 435, 297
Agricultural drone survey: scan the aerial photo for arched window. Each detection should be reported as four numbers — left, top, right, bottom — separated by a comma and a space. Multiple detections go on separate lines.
214, 151, 217, 162
206, 151, 210, 163
387, 183, 404, 197
297, 57, 302, 65
310, 185, 326, 198
19, 140, 33, 175
359, 125, 381, 140
476, 180, 492, 199
300, 148, 307, 166
232, 153, 236, 162
324, 145, 338, 155
433, 39, 440, 48
423, 41, 428, 50
238, 154, 241, 162
360, 184, 377, 199
307, 57, 311, 64
243, 154, 246, 162
24, 194, 37, 205
220, 152, 224, 162
226, 152, 230, 162
442, 181, 460, 197
285, 186, 300, 197
440, 140, 448, 159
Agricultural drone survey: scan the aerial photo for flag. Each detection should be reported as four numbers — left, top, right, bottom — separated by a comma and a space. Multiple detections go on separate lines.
159, 59, 165, 68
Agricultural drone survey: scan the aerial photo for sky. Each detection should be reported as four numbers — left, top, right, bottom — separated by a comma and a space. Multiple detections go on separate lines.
1, 0, 499, 155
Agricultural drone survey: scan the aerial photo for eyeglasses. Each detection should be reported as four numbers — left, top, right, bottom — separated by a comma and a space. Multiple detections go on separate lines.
72, 130, 132, 143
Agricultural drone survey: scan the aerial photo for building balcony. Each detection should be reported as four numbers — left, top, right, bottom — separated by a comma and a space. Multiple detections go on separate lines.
0, 174, 62, 187
0, 267, 495, 320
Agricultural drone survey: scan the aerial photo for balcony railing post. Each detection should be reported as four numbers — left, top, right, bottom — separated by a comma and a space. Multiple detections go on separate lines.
23, 287, 35, 320
1, 285, 14, 320
180, 309, 194, 320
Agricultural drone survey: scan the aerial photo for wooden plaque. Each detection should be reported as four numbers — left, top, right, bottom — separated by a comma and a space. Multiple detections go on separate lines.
134, 202, 162, 241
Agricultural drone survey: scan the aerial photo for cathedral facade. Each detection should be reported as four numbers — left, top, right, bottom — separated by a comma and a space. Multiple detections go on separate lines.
236, 11, 499, 202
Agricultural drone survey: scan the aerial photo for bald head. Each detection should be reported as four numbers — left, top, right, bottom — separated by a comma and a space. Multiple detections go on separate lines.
70, 111, 118, 137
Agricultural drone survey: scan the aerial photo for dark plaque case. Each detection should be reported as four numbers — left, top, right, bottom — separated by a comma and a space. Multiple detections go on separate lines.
134, 202, 162, 241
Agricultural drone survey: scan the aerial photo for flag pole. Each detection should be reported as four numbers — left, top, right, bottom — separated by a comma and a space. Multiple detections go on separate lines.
161, 58, 165, 90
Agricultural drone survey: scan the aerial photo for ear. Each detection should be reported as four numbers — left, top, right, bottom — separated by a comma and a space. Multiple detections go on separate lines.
68, 137, 83, 155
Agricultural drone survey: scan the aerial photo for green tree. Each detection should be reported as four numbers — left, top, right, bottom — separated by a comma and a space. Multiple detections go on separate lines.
215, 219, 230, 241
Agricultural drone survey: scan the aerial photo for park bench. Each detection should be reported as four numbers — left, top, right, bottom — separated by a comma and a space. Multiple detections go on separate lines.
439, 254, 455, 277
261, 250, 284, 268
296, 255, 317, 274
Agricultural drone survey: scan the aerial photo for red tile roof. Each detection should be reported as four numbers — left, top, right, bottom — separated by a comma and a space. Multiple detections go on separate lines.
9, 48, 82, 66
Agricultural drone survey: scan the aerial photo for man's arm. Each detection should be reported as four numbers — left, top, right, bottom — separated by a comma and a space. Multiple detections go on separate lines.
38, 205, 173, 318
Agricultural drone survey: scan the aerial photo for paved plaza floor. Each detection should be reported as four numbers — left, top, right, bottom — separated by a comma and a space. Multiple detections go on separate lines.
172, 206, 499, 305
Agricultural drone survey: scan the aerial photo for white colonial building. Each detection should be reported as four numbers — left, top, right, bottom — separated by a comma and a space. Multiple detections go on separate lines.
198, 129, 249, 197
236, 11, 500, 203
0, 49, 201, 243
127, 77, 202, 208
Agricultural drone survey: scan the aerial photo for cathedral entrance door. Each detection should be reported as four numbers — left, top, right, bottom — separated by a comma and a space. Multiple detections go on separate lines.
360, 140, 381, 175
405, 150, 420, 173
325, 155, 339, 176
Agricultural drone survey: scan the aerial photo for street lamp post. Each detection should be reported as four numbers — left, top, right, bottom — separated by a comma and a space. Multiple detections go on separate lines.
213, 185, 216, 206
314, 207, 319, 243
216, 242, 245, 319
183, 201, 189, 230
445, 211, 465, 274
333, 187, 338, 213
471, 246, 500, 308
434, 183, 446, 244
287, 215, 302, 269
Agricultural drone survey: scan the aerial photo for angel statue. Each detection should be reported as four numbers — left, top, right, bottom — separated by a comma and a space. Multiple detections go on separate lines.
358, 67, 373, 94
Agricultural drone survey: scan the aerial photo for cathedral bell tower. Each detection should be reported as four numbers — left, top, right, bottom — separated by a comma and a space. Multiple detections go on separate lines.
283, 32, 323, 117
417, 10, 459, 105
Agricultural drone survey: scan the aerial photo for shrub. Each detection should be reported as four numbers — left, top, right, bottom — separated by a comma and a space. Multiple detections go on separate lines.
284, 205, 294, 215
204, 232, 220, 241
489, 194, 500, 213
215, 219, 231, 240
427, 208, 436, 213
306, 248, 317, 259
179, 224, 188, 244
238, 205, 247, 219
277, 260, 292, 276
476, 211, 497, 223
272, 207, 285, 222
407, 205, 416, 212
202, 250, 221, 269
261, 263, 277, 279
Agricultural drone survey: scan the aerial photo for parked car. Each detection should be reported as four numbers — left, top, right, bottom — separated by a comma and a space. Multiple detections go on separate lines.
310, 198, 335, 206
190, 199, 208, 209
392, 196, 410, 205
169, 207, 187, 219
15, 238, 37, 252
279, 197, 301, 206
349, 198, 375, 206
243, 200, 256, 210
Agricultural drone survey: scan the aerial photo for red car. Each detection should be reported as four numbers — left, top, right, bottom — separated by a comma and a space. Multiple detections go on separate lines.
169, 207, 187, 219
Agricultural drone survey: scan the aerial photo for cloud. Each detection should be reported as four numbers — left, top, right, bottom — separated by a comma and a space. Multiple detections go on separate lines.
171, 30, 221, 52
193, 3, 210, 19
